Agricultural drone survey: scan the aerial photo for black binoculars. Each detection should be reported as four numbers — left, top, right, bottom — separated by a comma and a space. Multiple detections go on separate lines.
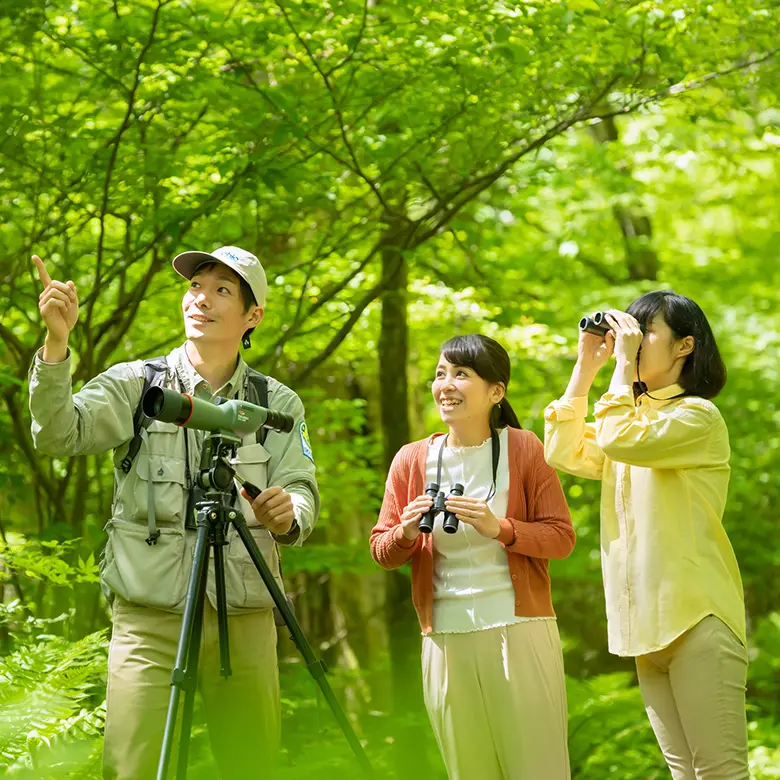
579, 311, 610, 337
579, 311, 645, 338
418, 482, 465, 535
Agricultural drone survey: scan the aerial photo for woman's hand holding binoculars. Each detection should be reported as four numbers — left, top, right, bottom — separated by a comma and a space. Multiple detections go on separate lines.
577, 317, 615, 375
577, 309, 644, 372
602, 310, 644, 366
399, 494, 434, 542
566, 308, 643, 399
399, 492, 502, 541
444, 495, 502, 539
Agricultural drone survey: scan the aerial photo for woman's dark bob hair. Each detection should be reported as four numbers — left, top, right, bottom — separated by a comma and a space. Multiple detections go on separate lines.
440, 334, 521, 429
627, 290, 727, 399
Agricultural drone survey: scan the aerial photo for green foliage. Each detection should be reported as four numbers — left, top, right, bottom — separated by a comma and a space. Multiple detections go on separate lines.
0, 0, 778, 775
568, 672, 666, 777
1, 537, 100, 589
0, 610, 106, 777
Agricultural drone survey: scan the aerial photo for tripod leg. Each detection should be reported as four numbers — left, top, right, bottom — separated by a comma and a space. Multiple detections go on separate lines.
176, 560, 208, 780
157, 519, 210, 780
212, 540, 232, 678
232, 518, 374, 777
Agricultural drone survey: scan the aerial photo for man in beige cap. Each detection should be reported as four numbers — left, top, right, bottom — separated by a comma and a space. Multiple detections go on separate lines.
29, 247, 319, 779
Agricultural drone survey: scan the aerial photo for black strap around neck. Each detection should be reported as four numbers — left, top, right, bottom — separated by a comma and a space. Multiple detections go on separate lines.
633, 381, 687, 403
436, 428, 500, 502
635, 361, 687, 403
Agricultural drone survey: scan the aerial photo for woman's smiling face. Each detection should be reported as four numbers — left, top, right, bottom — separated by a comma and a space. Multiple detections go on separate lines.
432, 355, 504, 426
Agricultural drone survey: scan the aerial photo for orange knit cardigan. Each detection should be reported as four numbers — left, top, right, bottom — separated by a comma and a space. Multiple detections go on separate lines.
370, 428, 575, 634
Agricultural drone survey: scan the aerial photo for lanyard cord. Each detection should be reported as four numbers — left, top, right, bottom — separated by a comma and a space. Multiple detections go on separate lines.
435, 428, 500, 501
634, 358, 687, 403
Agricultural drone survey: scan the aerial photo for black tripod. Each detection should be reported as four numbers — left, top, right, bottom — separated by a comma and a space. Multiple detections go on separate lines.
156, 432, 373, 779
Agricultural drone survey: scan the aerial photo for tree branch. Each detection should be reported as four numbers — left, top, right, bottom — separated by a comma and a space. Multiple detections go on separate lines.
274, 1, 400, 216
588, 47, 780, 123
324, 0, 371, 78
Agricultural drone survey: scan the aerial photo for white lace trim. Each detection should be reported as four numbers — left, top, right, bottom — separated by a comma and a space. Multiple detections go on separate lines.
446, 435, 492, 452
426, 616, 555, 636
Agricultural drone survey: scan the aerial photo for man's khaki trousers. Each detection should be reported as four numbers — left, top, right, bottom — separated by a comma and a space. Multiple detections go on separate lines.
102, 598, 280, 780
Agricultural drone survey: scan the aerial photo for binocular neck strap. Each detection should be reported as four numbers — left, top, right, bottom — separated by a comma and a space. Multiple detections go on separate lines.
435, 429, 500, 501
635, 364, 687, 403
435, 434, 449, 488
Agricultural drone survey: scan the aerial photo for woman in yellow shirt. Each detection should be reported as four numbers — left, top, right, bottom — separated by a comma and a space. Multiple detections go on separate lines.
544, 291, 748, 780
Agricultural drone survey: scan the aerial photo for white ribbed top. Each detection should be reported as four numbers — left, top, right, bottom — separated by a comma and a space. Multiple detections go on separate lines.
427, 428, 552, 634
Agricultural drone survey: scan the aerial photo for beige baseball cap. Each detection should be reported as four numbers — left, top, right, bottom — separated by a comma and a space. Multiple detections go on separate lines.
172, 246, 267, 308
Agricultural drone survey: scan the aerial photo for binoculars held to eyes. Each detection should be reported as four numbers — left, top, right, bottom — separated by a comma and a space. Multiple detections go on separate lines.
419, 482, 465, 534
579, 311, 645, 338
578, 311, 610, 337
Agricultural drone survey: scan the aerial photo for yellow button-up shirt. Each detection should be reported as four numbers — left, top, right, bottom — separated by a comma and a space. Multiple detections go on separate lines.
544, 383, 745, 657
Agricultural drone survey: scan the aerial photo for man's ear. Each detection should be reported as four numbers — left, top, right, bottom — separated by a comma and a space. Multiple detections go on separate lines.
248, 307, 264, 328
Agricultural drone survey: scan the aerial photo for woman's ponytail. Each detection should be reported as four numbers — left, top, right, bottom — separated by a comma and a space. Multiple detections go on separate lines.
490, 399, 521, 430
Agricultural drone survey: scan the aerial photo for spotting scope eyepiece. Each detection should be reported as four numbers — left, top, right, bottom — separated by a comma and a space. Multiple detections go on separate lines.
142, 387, 295, 437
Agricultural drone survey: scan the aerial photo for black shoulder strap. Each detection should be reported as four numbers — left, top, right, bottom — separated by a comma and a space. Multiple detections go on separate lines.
243, 366, 293, 618
120, 356, 169, 474
245, 367, 269, 445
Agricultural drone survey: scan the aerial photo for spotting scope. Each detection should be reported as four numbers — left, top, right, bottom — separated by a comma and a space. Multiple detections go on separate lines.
142, 387, 295, 437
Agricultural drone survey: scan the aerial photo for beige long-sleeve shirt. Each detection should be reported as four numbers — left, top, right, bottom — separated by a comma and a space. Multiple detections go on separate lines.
544, 383, 745, 657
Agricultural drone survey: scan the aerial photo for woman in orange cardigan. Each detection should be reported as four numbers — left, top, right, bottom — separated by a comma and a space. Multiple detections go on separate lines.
370, 334, 575, 780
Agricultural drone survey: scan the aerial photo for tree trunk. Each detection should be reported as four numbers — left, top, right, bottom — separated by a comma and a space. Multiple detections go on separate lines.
589, 116, 659, 281
378, 225, 432, 776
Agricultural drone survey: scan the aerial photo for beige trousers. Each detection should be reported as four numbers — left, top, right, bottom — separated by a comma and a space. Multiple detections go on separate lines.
103, 598, 280, 780
422, 620, 570, 780
635, 615, 749, 780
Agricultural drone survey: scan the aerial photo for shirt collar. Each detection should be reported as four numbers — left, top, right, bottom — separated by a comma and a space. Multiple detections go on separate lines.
636, 382, 686, 407
169, 343, 247, 401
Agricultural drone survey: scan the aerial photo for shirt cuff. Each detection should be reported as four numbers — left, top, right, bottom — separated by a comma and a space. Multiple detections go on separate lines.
544, 395, 589, 422
32, 346, 72, 369
271, 518, 301, 546
289, 491, 314, 545
496, 518, 515, 546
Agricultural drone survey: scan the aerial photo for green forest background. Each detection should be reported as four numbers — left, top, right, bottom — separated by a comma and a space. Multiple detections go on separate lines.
1, 0, 778, 777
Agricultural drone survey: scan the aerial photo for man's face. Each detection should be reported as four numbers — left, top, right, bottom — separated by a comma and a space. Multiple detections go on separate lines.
182, 263, 262, 347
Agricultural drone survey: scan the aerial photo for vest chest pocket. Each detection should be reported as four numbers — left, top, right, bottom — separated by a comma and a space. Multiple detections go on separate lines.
145, 420, 184, 453
124, 420, 187, 526
133, 454, 187, 526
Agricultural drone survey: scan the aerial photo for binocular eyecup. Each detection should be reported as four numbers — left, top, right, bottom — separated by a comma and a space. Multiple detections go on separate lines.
418, 482, 465, 535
